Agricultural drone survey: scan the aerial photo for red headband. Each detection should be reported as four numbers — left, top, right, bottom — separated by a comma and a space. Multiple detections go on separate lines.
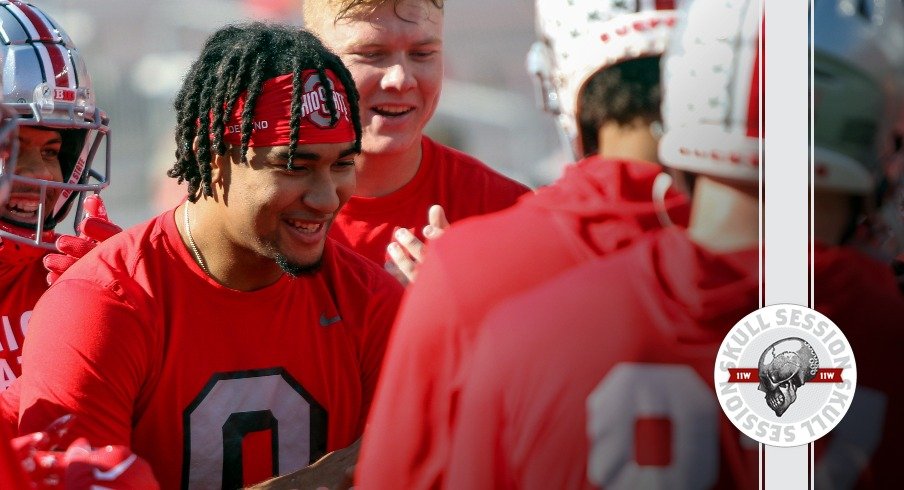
220, 69, 355, 147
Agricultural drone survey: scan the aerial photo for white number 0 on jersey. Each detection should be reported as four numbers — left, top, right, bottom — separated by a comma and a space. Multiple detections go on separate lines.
183, 369, 328, 489
586, 363, 719, 489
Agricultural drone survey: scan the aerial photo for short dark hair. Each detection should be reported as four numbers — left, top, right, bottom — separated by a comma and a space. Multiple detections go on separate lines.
578, 56, 662, 156
168, 23, 361, 202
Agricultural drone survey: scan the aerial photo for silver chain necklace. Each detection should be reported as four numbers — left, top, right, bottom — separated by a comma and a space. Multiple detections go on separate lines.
183, 204, 209, 275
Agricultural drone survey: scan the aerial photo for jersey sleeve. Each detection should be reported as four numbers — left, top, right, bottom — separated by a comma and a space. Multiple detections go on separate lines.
356, 253, 463, 488
17, 278, 155, 447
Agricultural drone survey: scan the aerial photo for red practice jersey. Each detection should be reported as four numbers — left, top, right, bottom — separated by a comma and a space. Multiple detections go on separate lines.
16, 209, 404, 489
809, 244, 904, 488
356, 157, 689, 488
446, 228, 759, 489
329, 136, 530, 265
445, 230, 904, 489
0, 245, 48, 389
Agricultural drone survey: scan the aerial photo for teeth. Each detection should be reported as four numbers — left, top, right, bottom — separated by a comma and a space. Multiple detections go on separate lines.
287, 220, 322, 233
374, 106, 412, 116
8, 200, 39, 212
4, 208, 38, 223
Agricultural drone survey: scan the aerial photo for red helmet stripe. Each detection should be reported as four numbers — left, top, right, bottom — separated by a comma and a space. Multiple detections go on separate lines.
8, 0, 55, 41
45, 44, 72, 88
7, 1, 72, 87
31, 43, 73, 88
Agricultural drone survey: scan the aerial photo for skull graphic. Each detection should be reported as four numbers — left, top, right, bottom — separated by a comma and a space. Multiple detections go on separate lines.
757, 338, 819, 417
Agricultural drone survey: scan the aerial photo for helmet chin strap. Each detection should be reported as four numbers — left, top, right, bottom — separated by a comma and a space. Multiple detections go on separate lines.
652, 171, 675, 228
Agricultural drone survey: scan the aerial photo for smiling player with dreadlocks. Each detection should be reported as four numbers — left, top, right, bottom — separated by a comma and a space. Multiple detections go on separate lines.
16, 23, 403, 489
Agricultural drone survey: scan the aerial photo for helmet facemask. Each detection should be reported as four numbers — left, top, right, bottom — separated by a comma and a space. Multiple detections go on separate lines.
0, 1, 111, 250
0, 105, 19, 207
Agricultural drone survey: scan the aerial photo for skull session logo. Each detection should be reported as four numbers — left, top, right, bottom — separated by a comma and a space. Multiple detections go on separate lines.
713, 304, 856, 447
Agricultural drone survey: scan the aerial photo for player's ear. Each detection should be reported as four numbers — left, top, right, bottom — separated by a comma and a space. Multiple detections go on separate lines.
207, 142, 233, 186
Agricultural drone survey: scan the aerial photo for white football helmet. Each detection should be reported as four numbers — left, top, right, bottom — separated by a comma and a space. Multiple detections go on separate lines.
812, 0, 904, 195
529, 0, 682, 159
660, 0, 904, 195
658, 0, 761, 183
0, 0, 110, 250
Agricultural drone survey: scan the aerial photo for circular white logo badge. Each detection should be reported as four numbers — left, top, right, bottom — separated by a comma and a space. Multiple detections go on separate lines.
713, 304, 857, 447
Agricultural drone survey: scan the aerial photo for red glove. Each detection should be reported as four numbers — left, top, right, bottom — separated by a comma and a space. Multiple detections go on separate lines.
11, 415, 160, 489
44, 194, 122, 285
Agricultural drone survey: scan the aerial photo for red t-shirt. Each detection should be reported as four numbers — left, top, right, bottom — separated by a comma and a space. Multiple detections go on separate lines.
445, 230, 904, 489
17, 209, 403, 489
446, 228, 759, 489
329, 136, 530, 266
0, 244, 48, 389
356, 157, 690, 488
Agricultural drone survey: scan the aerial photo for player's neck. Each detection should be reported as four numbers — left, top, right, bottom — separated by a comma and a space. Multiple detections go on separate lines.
597, 119, 660, 163
352, 142, 422, 198
688, 176, 759, 252
177, 201, 284, 292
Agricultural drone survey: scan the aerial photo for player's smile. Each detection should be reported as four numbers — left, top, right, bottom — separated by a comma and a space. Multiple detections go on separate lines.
4, 192, 46, 224
282, 216, 330, 246
372, 104, 416, 118
1, 127, 64, 227
315, 0, 443, 157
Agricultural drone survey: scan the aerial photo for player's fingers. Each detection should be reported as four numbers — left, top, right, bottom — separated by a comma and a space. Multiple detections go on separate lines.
81, 216, 122, 242
46, 270, 60, 286
62, 437, 92, 461
43, 253, 78, 285
428, 204, 450, 229
10, 431, 50, 454
424, 205, 448, 240
55, 234, 97, 259
82, 194, 109, 221
383, 259, 409, 286
387, 242, 417, 283
42, 414, 75, 450
393, 228, 425, 262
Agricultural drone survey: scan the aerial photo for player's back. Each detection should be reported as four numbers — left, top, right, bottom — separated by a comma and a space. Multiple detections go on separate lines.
357, 156, 689, 489
446, 227, 759, 489
810, 244, 904, 488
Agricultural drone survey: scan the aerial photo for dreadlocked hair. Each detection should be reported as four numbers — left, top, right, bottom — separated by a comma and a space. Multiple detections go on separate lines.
168, 23, 361, 202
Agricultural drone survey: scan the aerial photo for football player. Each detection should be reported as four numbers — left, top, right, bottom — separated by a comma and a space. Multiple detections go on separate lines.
16, 23, 403, 489
356, 0, 689, 487
0, 0, 111, 389
444, 0, 904, 487
302, 0, 531, 283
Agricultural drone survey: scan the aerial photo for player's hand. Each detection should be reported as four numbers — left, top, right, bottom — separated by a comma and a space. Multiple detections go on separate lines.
43, 194, 122, 285
385, 204, 449, 285
11, 415, 160, 489
246, 438, 359, 490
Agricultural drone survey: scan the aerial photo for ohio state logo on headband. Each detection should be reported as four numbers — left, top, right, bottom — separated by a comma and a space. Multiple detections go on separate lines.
220, 69, 355, 148
301, 71, 351, 129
